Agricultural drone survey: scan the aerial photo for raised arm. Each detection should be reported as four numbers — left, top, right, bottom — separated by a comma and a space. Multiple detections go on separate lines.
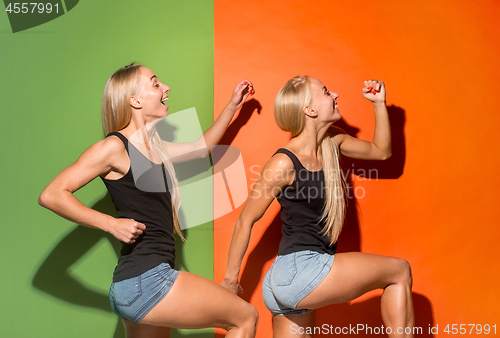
38, 137, 145, 243
332, 80, 391, 160
163, 80, 255, 162
221, 153, 293, 294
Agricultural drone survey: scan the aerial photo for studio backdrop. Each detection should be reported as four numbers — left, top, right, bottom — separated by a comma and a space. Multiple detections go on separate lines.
1, 1, 499, 337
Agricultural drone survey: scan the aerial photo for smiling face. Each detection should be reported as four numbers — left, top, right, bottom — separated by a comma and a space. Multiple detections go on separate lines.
308, 77, 340, 123
134, 67, 170, 121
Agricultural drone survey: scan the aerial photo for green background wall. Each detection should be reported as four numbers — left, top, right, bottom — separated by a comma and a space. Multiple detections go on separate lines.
0, 1, 214, 337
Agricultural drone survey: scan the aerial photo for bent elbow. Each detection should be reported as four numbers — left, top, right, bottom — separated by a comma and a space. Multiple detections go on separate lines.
201, 149, 211, 158
196, 138, 211, 158
197, 141, 211, 159
38, 188, 53, 209
380, 151, 392, 160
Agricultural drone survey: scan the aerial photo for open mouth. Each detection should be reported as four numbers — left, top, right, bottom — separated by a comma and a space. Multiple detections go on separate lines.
161, 96, 169, 105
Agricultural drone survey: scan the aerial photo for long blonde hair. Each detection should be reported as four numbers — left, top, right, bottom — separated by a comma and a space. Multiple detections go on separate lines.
274, 76, 346, 245
101, 63, 184, 240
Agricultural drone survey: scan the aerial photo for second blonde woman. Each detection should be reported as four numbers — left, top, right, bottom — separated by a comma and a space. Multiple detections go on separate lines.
222, 76, 414, 338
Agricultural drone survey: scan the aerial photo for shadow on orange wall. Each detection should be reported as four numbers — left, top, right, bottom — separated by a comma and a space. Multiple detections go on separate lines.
218, 99, 262, 146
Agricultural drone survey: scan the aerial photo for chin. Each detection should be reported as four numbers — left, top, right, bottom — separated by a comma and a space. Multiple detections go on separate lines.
332, 109, 341, 121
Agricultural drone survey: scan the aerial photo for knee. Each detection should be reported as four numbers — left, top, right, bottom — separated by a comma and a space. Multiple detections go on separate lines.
227, 304, 258, 334
246, 304, 259, 328
243, 304, 259, 331
395, 258, 412, 287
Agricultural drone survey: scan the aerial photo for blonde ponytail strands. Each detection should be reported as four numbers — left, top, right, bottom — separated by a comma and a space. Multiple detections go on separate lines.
319, 135, 347, 245
151, 130, 185, 241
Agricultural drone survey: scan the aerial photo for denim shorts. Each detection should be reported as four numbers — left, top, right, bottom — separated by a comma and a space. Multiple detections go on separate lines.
262, 250, 334, 316
109, 263, 179, 323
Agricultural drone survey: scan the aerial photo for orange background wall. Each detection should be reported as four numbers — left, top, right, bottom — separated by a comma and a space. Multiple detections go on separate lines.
214, 1, 500, 336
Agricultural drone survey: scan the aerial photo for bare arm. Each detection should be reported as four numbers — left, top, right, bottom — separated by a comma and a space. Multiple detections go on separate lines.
332, 80, 391, 160
163, 80, 255, 163
221, 154, 293, 293
38, 137, 145, 243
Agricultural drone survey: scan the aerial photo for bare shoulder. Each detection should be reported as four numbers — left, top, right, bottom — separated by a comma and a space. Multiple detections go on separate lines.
266, 152, 294, 171
255, 151, 296, 186
76, 135, 126, 168
99, 135, 126, 154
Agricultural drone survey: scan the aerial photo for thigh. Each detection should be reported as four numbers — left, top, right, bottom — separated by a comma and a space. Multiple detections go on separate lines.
297, 252, 408, 309
123, 319, 171, 338
273, 312, 316, 338
140, 271, 255, 330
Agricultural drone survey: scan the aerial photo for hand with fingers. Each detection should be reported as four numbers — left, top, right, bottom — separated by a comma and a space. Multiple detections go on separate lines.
230, 79, 255, 110
362, 80, 386, 103
109, 218, 146, 243
221, 277, 244, 295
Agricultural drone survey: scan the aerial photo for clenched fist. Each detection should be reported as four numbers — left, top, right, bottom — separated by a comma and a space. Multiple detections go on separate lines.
362, 80, 386, 103
109, 218, 146, 243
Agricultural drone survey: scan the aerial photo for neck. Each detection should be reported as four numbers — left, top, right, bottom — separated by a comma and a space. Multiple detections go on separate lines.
121, 112, 160, 137
293, 121, 332, 157
120, 114, 160, 151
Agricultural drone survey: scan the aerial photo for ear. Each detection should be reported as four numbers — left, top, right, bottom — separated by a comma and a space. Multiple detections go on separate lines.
303, 105, 317, 118
130, 96, 142, 109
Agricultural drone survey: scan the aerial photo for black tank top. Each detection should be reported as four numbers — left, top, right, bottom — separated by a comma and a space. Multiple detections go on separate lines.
101, 132, 176, 282
274, 148, 337, 256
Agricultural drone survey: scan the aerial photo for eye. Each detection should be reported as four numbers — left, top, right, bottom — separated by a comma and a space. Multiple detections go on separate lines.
155, 83, 160, 88
326, 90, 331, 96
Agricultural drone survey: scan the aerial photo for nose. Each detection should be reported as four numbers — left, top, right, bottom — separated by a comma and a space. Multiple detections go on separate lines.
333, 92, 339, 99
163, 83, 170, 93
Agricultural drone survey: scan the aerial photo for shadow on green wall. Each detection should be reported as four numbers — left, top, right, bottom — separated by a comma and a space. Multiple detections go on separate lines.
32, 193, 211, 338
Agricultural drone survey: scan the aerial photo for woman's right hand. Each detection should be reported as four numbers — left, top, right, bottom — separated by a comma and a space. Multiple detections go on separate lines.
362, 80, 386, 102
109, 218, 146, 243
221, 277, 244, 294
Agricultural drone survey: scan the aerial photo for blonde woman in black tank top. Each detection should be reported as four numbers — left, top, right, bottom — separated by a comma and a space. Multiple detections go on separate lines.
223, 77, 415, 337
39, 64, 258, 337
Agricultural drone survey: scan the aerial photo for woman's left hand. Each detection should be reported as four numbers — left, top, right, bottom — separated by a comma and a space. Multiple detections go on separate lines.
229, 79, 255, 110
362, 80, 386, 103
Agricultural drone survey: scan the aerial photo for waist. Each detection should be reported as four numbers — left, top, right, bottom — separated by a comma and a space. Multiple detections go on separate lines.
113, 251, 176, 282
278, 223, 337, 256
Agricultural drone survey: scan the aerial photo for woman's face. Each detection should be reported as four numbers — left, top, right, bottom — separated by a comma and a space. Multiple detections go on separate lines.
308, 77, 340, 123
136, 67, 170, 119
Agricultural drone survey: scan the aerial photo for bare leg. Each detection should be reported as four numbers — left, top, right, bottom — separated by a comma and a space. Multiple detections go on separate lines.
138, 271, 258, 337
273, 311, 316, 338
296, 252, 414, 338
